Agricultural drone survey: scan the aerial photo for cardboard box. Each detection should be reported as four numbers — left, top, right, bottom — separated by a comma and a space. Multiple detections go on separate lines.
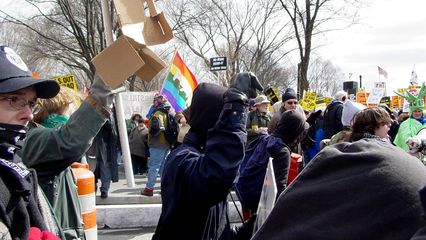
113, 0, 145, 25
91, 35, 166, 89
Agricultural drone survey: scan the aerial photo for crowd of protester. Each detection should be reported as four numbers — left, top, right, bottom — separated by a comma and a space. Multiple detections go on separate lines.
3, 43, 426, 240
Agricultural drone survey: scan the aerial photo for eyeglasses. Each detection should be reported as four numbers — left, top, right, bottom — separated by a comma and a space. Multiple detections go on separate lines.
286, 101, 298, 105
0, 96, 40, 113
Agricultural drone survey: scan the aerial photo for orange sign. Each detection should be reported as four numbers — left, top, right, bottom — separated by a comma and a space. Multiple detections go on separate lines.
356, 92, 369, 106
391, 96, 399, 109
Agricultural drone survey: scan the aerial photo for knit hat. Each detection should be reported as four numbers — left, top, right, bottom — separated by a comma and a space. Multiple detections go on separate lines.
274, 110, 309, 144
254, 95, 270, 106
341, 100, 366, 126
282, 88, 297, 103
0, 46, 60, 98
334, 90, 348, 101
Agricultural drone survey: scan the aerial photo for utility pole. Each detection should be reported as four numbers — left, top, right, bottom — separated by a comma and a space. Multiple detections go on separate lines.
100, 0, 135, 187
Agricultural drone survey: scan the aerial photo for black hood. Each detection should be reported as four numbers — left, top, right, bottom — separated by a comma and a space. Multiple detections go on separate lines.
188, 83, 226, 146
273, 110, 309, 144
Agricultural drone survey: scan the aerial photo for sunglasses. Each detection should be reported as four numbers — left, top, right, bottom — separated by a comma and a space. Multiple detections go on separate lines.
0, 96, 40, 114
286, 101, 298, 105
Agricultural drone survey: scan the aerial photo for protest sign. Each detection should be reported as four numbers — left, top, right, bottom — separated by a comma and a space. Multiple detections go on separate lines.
120, 91, 156, 119
54, 74, 78, 91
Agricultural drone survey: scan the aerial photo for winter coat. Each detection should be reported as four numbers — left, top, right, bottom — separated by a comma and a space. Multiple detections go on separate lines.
236, 134, 291, 213
0, 123, 64, 239
129, 126, 149, 158
148, 105, 170, 149
323, 100, 344, 139
153, 102, 247, 240
246, 110, 271, 145
252, 139, 426, 240
21, 100, 108, 239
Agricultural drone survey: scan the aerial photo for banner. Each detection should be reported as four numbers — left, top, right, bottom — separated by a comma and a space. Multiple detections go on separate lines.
120, 91, 156, 119
53, 74, 78, 91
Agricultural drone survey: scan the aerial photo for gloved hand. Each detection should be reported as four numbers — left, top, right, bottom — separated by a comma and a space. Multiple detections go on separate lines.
407, 136, 425, 154
89, 74, 114, 108
232, 213, 257, 240
224, 72, 263, 104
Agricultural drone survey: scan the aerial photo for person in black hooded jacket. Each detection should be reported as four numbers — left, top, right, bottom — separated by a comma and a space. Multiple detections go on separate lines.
323, 90, 347, 139
153, 72, 263, 240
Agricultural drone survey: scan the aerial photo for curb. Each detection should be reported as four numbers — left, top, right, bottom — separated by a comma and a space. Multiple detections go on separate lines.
96, 201, 242, 229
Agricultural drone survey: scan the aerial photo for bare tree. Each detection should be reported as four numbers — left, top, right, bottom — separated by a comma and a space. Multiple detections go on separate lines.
0, 0, 113, 87
278, 0, 367, 98
308, 57, 344, 96
166, 0, 295, 87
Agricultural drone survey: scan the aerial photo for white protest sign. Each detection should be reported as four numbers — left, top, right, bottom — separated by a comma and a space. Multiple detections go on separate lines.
367, 88, 385, 105
120, 91, 156, 119
253, 159, 277, 234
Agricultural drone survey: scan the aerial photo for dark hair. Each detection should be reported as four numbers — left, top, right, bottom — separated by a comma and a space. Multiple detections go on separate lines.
350, 107, 391, 141
131, 113, 142, 121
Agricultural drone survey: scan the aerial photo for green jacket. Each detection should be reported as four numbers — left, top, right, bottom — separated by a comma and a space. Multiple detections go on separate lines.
21, 100, 108, 239
394, 118, 425, 152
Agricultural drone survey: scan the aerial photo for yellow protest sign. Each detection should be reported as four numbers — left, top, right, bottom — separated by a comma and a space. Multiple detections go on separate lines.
324, 97, 333, 105
54, 74, 78, 91
301, 91, 317, 111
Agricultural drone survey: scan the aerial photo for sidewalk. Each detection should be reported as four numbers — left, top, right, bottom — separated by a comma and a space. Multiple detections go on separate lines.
95, 166, 242, 229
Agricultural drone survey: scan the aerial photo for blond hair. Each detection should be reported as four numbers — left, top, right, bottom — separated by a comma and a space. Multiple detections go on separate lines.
33, 86, 83, 123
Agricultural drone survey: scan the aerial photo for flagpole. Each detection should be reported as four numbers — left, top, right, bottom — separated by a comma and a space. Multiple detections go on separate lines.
100, 0, 135, 188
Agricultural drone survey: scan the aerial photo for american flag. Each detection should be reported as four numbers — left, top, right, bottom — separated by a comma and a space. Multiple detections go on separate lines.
378, 66, 388, 79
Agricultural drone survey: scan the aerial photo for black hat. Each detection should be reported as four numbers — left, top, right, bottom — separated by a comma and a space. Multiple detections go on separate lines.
282, 88, 297, 103
0, 46, 60, 98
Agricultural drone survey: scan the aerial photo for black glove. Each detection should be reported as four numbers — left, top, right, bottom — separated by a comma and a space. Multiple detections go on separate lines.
89, 74, 114, 108
232, 213, 257, 240
224, 72, 263, 104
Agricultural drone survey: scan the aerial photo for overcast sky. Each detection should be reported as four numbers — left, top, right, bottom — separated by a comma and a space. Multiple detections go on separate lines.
318, 0, 426, 95
1, 0, 425, 96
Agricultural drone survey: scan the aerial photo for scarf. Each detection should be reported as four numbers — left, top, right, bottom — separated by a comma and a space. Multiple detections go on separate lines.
40, 114, 69, 129
0, 123, 27, 161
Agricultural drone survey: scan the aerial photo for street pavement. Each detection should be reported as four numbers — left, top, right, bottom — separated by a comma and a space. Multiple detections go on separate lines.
98, 227, 155, 240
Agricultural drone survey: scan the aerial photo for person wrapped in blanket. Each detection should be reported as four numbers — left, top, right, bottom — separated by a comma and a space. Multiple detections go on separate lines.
252, 107, 426, 239
153, 72, 263, 240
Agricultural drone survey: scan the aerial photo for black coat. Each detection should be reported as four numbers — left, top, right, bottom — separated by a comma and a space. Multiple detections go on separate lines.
153, 102, 247, 240
323, 101, 344, 139
0, 160, 47, 239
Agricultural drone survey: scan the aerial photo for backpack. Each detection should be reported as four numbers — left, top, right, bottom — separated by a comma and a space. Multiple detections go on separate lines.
160, 109, 180, 147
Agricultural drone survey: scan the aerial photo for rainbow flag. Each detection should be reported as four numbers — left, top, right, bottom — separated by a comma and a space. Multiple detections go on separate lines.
161, 51, 198, 112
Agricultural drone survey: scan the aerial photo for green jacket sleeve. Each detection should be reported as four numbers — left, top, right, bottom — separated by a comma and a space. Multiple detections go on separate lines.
21, 101, 107, 174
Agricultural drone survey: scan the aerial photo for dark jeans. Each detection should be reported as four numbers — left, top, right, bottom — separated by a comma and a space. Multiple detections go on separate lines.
131, 154, 148, 174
